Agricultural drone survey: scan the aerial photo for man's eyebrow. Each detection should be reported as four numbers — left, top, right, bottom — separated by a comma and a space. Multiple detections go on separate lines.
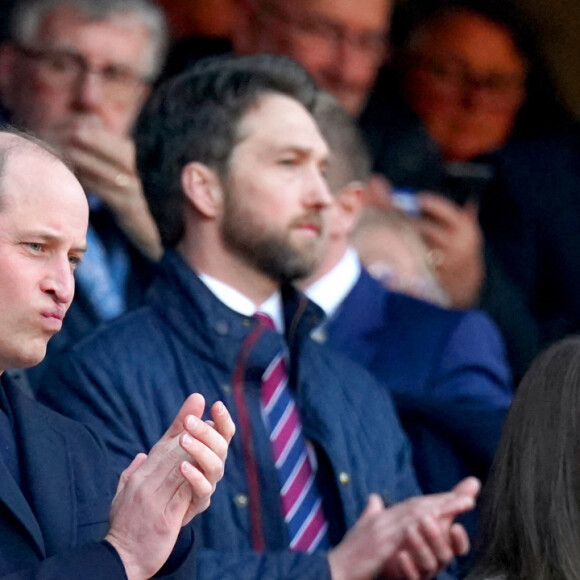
272, 144, 330, 161
22, 230, 87, 253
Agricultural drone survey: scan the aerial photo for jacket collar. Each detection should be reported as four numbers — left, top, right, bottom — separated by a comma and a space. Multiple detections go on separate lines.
147, 250, 325, 369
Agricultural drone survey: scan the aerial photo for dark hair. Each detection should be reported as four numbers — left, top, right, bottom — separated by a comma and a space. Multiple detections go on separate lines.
469, 335, 580, 580
391, 0, 572, 138
313, 91, 371, 192
133, 53, 319, 248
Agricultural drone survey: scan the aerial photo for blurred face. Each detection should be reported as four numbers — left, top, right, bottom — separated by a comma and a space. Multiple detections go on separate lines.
0, 144, 88, 371
237, 0, 391, 115
220, 93, 332, 283
402, 10, 528, 161
0, 5, 153, 145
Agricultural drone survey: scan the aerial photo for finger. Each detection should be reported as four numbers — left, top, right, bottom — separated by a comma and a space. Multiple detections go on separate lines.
397, 550, 421, 580
361, 493, 387, 519
115, 452, 148, 494
414, 220, 452, 250
417, 193, 462, 221
449, 522, 470, 557
66, 146, 135, 194
165, 468, 202, 524
404, 524, 439, 575
210, 400, 236, 445
184, 413, 230, 460
452, 476, 481, 499
161, 394, 206, 441
430, 491, 477, 520
180, 427, 227, 485
70, 123, 136, 171
417, 515, 453, 565
179, 461, 213, 513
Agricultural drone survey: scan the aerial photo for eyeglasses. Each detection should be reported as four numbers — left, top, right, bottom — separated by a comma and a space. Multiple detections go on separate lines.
258, 4, 387, 60
408, 54, 527, 111
16, 45, 151, 103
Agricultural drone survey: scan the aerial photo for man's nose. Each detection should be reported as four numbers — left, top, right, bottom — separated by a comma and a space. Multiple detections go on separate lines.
40, 258, 75, 305
74, 69, 106, 110
305, 166, 333, 208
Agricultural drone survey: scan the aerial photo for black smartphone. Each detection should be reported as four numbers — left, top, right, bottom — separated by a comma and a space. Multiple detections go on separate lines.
442, 161, 494, 206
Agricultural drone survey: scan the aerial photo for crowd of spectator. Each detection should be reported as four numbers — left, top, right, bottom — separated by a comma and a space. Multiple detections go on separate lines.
0, 0, 578, 578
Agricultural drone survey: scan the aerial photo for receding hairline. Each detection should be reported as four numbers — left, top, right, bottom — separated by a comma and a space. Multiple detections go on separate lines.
0, 129, 71, 210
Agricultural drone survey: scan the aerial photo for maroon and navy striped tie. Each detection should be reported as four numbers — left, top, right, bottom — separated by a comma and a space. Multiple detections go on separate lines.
255, 312, 329, 552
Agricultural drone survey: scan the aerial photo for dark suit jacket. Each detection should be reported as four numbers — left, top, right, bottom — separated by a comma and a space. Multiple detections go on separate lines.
320, 269, 513, 495
0, 373, 197, 579
482, 124, 580, 346
0, 372, 124, 578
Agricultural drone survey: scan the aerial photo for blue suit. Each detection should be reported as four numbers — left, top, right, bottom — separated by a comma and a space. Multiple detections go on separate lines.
320, 269, 513, 496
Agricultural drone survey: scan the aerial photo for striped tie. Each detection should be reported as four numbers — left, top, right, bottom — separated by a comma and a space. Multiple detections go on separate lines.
255, 313, 329, 552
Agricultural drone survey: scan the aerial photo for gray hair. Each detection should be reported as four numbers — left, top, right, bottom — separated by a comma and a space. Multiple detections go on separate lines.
9, 0, 169, 79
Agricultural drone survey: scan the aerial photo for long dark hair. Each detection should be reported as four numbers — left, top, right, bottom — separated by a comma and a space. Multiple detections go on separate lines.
469, 336, 580, 580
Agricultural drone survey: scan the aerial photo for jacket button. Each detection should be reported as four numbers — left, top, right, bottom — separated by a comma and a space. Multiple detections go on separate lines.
222, 383, 232, 394
215, 320, 229, 335
242, 318, 252, 327
338, 472, 350, 485
234, 494, 248, 507
311, 327, 327, 343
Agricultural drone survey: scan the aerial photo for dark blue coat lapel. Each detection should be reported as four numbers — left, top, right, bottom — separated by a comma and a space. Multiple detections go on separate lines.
0, 377, 46, 556
2, 374, 76, 557
325, 270, 386, 367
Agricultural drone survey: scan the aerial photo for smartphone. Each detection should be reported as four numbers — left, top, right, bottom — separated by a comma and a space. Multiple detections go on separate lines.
391, 188, 421, 216
442, 161, 494, 206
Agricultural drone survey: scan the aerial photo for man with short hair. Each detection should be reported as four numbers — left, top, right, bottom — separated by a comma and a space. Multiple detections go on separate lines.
232, 0, 535, 380
40, 54, 479, 580
0, 128, 235, 579
0, 0, 169, 379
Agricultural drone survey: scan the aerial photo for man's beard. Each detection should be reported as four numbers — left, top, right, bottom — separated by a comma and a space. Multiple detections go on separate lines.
220, 192, 322, 285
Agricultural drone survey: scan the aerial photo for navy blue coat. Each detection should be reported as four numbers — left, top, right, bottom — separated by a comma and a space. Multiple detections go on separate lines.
0, 373, 123, 578
321, 269, 513, 496
39, 250, 422, 580
0, 372, 197, 579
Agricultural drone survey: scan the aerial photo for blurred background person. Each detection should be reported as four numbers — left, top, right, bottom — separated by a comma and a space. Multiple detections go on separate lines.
299, 92, 512, 551
0, 0, 169, 385
360, 0, 575, 380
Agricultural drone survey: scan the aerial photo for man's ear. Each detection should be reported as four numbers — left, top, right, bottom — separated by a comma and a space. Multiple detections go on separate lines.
334, 181, 365, 237
181, 162, 224, 218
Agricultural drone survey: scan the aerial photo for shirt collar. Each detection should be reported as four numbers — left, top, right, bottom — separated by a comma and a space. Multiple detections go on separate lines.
304, 247, 361, 319
198, 272, 285, 332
